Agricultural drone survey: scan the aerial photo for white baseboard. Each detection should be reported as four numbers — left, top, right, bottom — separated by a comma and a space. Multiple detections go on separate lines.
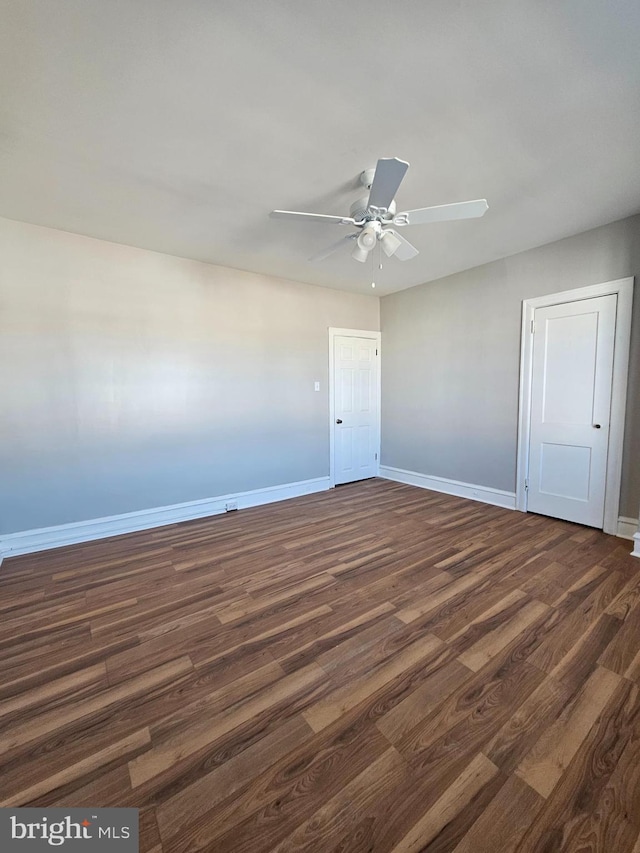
379, 465, 516, 510
0, 476, 331, 560
379, 468, 638, 541
617, 517, 639, 541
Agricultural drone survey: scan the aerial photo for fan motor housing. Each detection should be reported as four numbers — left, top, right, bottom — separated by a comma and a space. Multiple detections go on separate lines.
350, 196, 396, 224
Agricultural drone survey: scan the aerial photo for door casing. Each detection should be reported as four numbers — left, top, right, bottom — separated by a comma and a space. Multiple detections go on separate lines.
329, 327, 381, 488
516, 277, 634, 534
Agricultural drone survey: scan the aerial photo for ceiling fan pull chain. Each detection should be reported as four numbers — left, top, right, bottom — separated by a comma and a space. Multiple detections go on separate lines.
371, 238, 377, 288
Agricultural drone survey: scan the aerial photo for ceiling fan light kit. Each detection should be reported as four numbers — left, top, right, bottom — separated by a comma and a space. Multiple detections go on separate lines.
270, 157, 489, 268
351, 243, 370, 263
380, 229, 402, 258
357, 222, 379, 251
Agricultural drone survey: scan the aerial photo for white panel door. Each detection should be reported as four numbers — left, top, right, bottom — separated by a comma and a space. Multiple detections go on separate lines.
333, 335, 379, 485
527, 294, 617, 527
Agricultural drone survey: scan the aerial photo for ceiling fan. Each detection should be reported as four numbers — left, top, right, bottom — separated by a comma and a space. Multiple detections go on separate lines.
270, 157, 488, 263
270, 157, 489, 263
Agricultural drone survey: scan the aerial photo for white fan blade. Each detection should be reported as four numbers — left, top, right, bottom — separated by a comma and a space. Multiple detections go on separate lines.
271, 210, 355, 225
394, 199, 488, 226
309, 234, 356, 262
392, 231, 419, 261
367, 158, 409, 211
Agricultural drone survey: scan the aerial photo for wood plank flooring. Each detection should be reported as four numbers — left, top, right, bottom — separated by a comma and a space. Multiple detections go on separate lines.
1, 479, 640, 852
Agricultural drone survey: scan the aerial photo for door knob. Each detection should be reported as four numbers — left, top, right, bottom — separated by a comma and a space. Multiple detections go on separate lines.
336, 419, 343, 424
593, 424, 601, 429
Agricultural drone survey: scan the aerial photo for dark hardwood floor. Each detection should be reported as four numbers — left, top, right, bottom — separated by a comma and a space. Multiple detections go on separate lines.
1, 479, 639, 852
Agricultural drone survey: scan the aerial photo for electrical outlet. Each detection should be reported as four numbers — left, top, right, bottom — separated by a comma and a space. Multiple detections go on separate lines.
225, 500, 239, 512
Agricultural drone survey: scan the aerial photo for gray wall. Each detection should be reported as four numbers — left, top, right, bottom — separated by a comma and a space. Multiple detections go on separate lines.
0, 217, 379, 534
381, 215, 640, 518
3, 212, 638, 536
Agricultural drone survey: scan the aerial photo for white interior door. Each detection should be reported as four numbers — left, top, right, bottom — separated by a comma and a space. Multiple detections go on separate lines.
333, 335, 379, 485
527, 294, 617, 527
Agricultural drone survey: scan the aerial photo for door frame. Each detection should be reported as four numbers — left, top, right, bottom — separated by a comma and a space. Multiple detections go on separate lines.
515, 277, 634, 534
328, 327, 381, 488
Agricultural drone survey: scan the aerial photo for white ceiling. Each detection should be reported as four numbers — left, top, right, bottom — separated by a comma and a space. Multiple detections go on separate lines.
1, 1, 639, 296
